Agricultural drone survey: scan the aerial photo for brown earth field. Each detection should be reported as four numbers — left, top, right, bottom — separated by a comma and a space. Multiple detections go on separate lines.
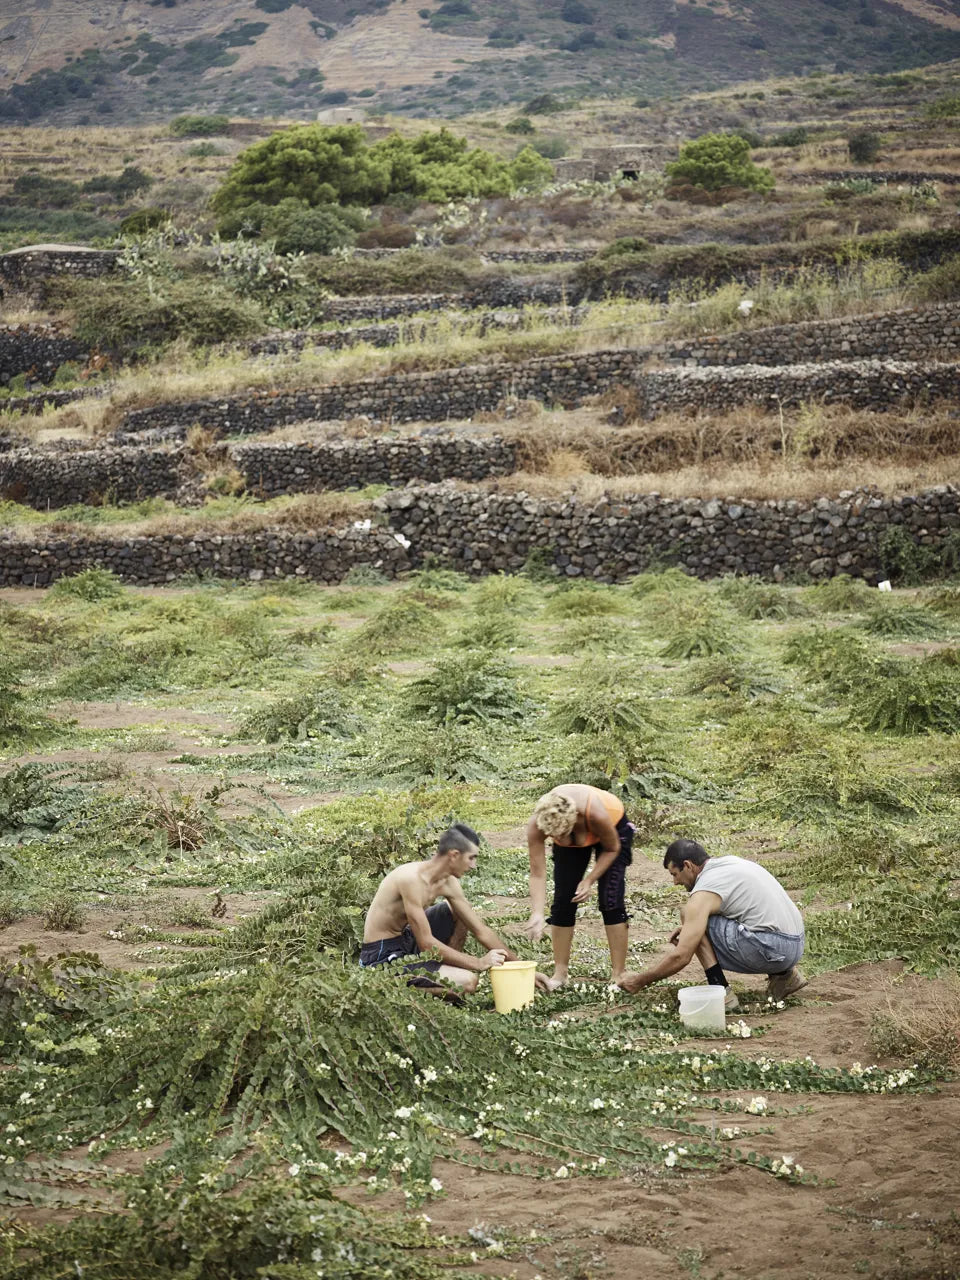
2, 594, 959, 1279
3, 769, 958, 1279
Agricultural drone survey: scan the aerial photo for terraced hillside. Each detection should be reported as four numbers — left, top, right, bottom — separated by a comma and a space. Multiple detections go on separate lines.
3, 0, 960, 122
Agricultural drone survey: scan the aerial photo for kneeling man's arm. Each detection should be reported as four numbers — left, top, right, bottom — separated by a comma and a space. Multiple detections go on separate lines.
401, 884, 506, 971
444, 879, 518, 963
619, 893, 716, 993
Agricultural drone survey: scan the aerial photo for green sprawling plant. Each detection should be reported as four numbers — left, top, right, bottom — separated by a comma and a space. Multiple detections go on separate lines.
718, 577, 809, 621
860, 601, 943, 639
238, 682, 363, 742
849, 657, 960, 735
404, 651, 525, 725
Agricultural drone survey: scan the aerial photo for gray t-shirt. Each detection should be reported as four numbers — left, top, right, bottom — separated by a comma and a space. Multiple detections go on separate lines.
691, 856, 803, 935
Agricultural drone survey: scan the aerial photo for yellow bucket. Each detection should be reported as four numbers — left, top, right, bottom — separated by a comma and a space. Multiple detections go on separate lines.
490, 961, 537, 1014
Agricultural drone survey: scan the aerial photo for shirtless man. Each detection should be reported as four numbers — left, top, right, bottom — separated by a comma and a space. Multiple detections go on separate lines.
360, 823, 524, 996
524, 783, 635, 991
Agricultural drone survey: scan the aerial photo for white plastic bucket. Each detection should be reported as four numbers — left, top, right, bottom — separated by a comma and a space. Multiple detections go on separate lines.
490, 961, 537, 1013
677, 985, 726, 1031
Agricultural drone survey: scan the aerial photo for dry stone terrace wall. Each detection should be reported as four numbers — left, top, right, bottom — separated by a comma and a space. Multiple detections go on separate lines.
0, 527, 411, 588
0, 325, 87, 386
659, 302, 960, 368
119, 352, 960, 442
380, 484, 960, 582
0, 247, 120, 305
118, 350, 647, 438
639, 359, 960, 417
791, 170, 960, 186
0, 445, 182, 509
0, 433, 517, 509
234, 434, 516, 498
4, 485, 957, 587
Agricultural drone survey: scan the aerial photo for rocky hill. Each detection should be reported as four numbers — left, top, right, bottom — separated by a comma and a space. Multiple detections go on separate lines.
2, 0, 960, 123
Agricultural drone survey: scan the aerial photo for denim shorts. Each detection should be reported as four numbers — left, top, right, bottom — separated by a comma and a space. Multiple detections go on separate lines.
707, 914, 805, 975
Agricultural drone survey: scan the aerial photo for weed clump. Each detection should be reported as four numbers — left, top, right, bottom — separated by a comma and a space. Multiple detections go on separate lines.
352, 595, 441, 657
860, 601, 942, 639
404, 651, 525, 726
850, 658, 960, 735
238, 684, 362, 743
49, 567, 127, 602
41, 893, 85, 932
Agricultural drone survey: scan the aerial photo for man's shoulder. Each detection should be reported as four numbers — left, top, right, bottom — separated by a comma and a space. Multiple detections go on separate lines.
383, 861, 427, 888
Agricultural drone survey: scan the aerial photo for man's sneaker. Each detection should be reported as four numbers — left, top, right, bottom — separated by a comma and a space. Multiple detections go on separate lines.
724, 987, 741, 1014
766, 967, 808, 1001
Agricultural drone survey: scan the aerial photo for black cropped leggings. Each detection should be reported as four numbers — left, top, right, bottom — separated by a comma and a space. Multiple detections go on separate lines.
548, 813, 634, 928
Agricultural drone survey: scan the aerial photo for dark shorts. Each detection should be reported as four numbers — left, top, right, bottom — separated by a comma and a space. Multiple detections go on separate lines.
707, 914, 805, 975
359, 901, 457, 976
548, 812, 635, 929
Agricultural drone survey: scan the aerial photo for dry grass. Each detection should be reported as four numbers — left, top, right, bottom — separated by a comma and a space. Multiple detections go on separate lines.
871, 978, 960, 1073
487, 457, 960, 502
16, 491, 375, 539
505, 400, 960, 475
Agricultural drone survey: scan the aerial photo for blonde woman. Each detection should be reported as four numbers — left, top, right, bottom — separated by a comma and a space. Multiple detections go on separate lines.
524, 783, 635, 990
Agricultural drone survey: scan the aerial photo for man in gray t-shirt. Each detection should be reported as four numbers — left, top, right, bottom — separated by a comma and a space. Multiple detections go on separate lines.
619, 838, 806, 1010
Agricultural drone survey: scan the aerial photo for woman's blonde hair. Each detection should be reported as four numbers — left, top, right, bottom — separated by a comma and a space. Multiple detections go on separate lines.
532, 791, 577, 840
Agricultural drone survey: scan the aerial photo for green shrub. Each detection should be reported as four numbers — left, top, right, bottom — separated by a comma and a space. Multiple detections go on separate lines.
860, 601, 942, 639
82, 165, 153, 200
556, 617, 632, 654
848, 131, 881, 164
544, 585, 625, 619
41, 893, 86, 932
218, 198, 366, 254
50, 567, 126, 602
912, 254, 960, 304
353, 596, 440, 657
237, 684, 362, 742
718, 577, 809, 620
213, 124, 549, 225
770, 126, 808, 147
119, 206, 170, 235
754, 740, 926, 825
683, 656, 778, 699
924, 95, 960, 120
11, 171, 82, 208
170, 113, 231, 137
851, 659, 960, 734
66, 276, 264, 355
505, 116, 534, 134
665, 133, 774, 193
598, 235, 651, 260
404, 651, 524, 725
805, 573, 872, 613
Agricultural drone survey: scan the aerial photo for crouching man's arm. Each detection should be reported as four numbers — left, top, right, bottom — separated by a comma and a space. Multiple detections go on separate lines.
618, 893, 715, 994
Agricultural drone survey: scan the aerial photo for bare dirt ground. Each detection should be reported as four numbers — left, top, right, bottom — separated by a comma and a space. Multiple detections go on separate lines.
3, 598, 958, 1278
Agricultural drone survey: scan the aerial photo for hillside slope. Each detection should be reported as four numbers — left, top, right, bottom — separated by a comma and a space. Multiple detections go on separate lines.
2, 0, 960, 123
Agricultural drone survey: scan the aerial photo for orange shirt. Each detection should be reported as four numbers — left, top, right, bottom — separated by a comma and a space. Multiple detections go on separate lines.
581, 786, 624, 845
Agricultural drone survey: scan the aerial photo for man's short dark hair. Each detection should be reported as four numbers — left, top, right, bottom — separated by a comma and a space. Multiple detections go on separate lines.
663, 838, 709, 870
438, 824, 480, 855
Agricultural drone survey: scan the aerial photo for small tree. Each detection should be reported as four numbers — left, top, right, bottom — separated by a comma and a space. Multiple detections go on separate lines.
665, 133, 774, 193
848, 130, 881, 164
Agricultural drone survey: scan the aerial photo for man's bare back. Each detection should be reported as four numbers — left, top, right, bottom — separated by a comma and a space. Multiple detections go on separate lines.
364, 862, 459, 942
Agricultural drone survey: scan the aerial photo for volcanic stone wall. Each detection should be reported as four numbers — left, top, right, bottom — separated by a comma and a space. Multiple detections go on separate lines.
119, 352, 959, 441
659, 302, 960, 368
0, 247, 120, 305
0, 325, 87, 386
3, 484, 956, 586
379, 483, 960, 582
0, 526, 411, 588
118, 349, 646, 437
0, 433, 517, 509
0, 445, 181, 508
234, 435, 516, 497
640, 359, 960, 416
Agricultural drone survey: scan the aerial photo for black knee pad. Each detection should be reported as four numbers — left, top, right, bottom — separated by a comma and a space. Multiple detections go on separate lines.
600, 907, 629, 927
547, 905, 577, 928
